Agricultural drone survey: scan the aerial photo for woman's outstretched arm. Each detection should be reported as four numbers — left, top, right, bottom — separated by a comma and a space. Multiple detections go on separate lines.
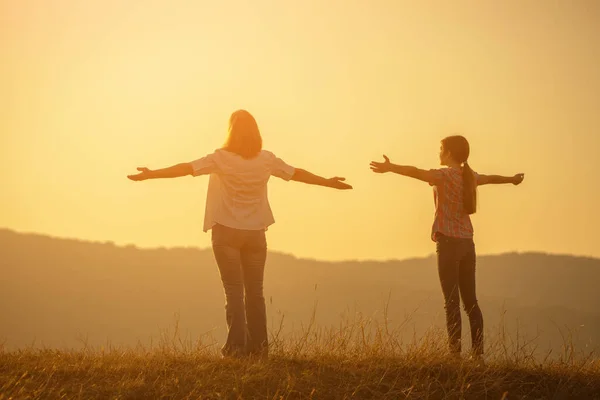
478, 173, 525, 186
290, 168, 353, 190
370, 155, 437, 184
127, 163, 193, 181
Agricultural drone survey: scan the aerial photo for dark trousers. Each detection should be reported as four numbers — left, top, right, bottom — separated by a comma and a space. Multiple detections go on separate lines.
436, 233, 484, 355
211, 224, 268, 358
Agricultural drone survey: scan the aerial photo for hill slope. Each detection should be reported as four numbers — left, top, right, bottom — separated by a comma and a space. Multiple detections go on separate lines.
3, 349, 600, 400
1, 229, 599, 357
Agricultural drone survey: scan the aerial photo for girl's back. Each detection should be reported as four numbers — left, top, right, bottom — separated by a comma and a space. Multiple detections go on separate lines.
430, 167, 476, 240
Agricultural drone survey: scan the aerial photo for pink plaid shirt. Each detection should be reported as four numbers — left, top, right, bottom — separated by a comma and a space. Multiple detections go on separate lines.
429, 167, 478, 242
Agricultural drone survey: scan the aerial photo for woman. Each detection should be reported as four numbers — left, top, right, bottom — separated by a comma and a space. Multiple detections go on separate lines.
370, 135, 524, 360
128, 109, 352, 358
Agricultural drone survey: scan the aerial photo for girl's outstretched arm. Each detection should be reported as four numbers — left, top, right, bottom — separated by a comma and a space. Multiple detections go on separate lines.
290, 169, 353, 190
127, 164, 193, 181
370, 155, 438, 184
478, 173, 525, 186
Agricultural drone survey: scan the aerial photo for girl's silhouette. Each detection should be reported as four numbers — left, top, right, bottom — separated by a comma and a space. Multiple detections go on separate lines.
370, 135, 524, 361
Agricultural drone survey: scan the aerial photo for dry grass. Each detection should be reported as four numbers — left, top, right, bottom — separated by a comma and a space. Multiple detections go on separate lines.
1, 315, 599, 400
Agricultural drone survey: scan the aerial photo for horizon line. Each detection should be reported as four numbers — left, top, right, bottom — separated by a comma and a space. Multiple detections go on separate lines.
1, 227, 598, 264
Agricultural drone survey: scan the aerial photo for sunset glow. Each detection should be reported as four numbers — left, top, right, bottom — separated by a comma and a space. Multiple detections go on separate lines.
3, 0, 600, 260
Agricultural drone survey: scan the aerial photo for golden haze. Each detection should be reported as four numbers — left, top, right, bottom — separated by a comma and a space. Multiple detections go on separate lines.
2, 0, 600, 261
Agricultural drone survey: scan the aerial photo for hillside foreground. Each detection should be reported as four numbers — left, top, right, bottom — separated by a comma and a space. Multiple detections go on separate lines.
2, 325, 600, 400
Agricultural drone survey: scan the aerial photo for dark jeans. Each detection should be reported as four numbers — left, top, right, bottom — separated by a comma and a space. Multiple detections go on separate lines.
211, 224, 268, 358
436, 233, 484, 355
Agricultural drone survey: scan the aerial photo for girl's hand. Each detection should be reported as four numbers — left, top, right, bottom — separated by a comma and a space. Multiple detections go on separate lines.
512, 173, 525, 185
327, 177, 353, 190
370, 155, 392, 173
127, 167, 153, 181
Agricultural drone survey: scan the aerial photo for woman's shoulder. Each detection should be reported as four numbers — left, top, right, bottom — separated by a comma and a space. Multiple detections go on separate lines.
259, 149, 275, 157
255, 150, 281, 163
213, 149, 279, 163
214, 148, 247, 160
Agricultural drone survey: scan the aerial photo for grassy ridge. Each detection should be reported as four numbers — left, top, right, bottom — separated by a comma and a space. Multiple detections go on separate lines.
2, 321, 600, 400
2, 351, 600, 399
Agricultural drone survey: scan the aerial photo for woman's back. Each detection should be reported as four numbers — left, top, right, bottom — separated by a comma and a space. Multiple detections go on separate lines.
190, 149, 296, 232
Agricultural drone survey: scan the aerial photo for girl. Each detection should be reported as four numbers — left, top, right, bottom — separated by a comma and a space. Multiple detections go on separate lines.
128, 109, 352, 358
370, 135, 524, 360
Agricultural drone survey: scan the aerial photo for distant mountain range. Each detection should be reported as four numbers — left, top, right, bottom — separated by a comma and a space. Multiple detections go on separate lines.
2, 229, 599, 357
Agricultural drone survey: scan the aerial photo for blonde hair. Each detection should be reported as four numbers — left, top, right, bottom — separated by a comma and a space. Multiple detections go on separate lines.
223, 109, 262, 159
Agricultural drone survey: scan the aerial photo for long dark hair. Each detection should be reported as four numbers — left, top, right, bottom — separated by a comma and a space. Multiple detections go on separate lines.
223, 110, 262, 159
441, 135, 476, 214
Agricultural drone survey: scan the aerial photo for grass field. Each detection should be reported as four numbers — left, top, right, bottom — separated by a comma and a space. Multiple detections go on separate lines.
2, 319, 599, 399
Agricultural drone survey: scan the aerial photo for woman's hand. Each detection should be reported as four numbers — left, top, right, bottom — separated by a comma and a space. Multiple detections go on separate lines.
290, 169, 352, 190
326, 177, 353, 190
370, 155, 393, 173
512, 173, 525, 185
127, 167, 153, 181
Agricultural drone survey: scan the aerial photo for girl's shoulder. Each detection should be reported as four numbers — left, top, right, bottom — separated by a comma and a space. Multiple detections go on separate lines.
432, 167, 454, 178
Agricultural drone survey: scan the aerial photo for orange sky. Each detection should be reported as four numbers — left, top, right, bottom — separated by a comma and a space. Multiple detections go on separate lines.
2, 0, 600, 261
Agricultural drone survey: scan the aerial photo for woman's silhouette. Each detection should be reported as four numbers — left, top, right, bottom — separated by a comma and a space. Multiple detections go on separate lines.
128, 110, 352, 358
370, 135, 524, 361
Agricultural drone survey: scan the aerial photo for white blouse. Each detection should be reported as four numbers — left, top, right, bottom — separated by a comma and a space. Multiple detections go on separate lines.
190, 149, 296, 232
